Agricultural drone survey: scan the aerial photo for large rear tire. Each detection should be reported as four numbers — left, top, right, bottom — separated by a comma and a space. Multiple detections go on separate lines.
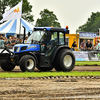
55, 49, 75, 72
53, 61, 62, 71
19, 55, 36, 72
1, 63, 15, 71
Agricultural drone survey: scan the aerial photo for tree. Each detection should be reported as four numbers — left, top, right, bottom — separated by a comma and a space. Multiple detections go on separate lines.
0, 0, 2, 20
0, 0, 34, 23
35, 9, 61, 27
76, 12, 100, 33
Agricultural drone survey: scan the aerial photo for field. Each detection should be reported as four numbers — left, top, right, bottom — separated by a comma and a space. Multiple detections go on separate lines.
75, 61, 100, 66
0, 61, 100, 78
1, 77, 100, 99
0, 61, 100, 99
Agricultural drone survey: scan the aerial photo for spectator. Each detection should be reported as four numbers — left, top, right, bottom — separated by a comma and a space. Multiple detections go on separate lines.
91, 40, 93, 45
0, 36, 4, 48
71, 41, 77, 51
25, 36, 28, 40
90, 40, 93, 50
16, 38, 19, 43
0, 35, 25, 48
96, 40, 100, 50
0, 35, 4, 39
4, 37, 8, 46
93, 41, 98, 50
8, 37, 12, 46
86, 40, 93, 51
11, 35, 16, 46
80, 39, 86, 51
0, 35, 2, 38
14, 37, 18, 44
17, 38, 23, 44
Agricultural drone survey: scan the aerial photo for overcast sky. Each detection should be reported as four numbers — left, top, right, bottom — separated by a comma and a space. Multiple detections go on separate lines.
28, 0, 100, 33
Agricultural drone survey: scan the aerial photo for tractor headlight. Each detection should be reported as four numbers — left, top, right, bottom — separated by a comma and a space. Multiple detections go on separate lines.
16, 47, 20, 52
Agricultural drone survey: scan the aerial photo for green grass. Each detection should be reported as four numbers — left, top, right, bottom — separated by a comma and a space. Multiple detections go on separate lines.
0, 61, 100, 78
0, 71, 100, 78
75, 61, 100, 66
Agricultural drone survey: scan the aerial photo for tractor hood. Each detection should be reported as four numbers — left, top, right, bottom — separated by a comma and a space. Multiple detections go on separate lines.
13, 44, 40, 53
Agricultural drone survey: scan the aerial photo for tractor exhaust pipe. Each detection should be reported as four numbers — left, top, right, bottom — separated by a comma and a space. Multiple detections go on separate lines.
22, 26, 26, 44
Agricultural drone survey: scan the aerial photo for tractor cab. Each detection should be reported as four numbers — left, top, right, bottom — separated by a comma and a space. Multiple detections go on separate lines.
26, 27, 69, 54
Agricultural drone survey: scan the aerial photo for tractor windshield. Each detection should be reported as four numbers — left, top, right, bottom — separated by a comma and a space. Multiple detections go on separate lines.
27, 30, 45, 42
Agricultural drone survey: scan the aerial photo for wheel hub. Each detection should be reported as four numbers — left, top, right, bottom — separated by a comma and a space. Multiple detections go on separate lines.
63, 55, 72, 68
27, 59, 34, 70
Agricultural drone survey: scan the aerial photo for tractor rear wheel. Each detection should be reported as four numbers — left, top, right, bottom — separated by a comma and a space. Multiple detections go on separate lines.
19, 55, 36, 72
1, 63, 15, 71
53, 61, 62, 71
55, 49, 75, 72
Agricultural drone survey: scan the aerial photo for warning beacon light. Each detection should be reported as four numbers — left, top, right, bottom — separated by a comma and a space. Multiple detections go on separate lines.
66, 26, 69, 29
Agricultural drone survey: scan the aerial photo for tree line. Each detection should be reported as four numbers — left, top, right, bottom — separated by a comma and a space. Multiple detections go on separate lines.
0, 0, 100, 32
76, 12, 100, 33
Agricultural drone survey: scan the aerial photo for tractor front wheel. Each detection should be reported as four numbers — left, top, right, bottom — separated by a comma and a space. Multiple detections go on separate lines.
19, 55, 36, 72
1, 63, 15, 71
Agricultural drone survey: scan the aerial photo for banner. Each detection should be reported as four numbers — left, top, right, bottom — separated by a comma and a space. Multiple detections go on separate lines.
88, 51, 100, 61
73, 51, 100, 61
73, 51, 89, 61
0, 1, 22, 23
79, 32, 97, 37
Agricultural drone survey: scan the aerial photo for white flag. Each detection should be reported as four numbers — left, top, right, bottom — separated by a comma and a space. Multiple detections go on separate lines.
0, 1, 22, 23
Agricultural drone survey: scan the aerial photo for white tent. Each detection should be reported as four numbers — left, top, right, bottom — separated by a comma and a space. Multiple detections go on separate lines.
0, 18, 34, 38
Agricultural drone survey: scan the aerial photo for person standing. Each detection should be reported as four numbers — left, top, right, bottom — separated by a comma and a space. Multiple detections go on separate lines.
80, 39, 86, 51
17, 38, 23, 44
86, 40, 93, 51
4, 37, 8, 46
0, 36, 4, 48
93, 40, 98, 50
96, 40, 100, 50
8, 37, 12, 46
71, 41, 77, 51
11, 35, 16, 46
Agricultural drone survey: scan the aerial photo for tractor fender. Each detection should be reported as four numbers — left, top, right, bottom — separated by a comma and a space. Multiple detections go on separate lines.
50, 46, 71, 63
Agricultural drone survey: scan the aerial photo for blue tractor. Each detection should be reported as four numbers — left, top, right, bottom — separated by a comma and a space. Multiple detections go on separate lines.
0, 27, 75, 72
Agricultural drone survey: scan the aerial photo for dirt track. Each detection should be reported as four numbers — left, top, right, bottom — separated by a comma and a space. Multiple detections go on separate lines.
1, 65, 100, 72
0, 66, 100, 99
0, 78, 100, 99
